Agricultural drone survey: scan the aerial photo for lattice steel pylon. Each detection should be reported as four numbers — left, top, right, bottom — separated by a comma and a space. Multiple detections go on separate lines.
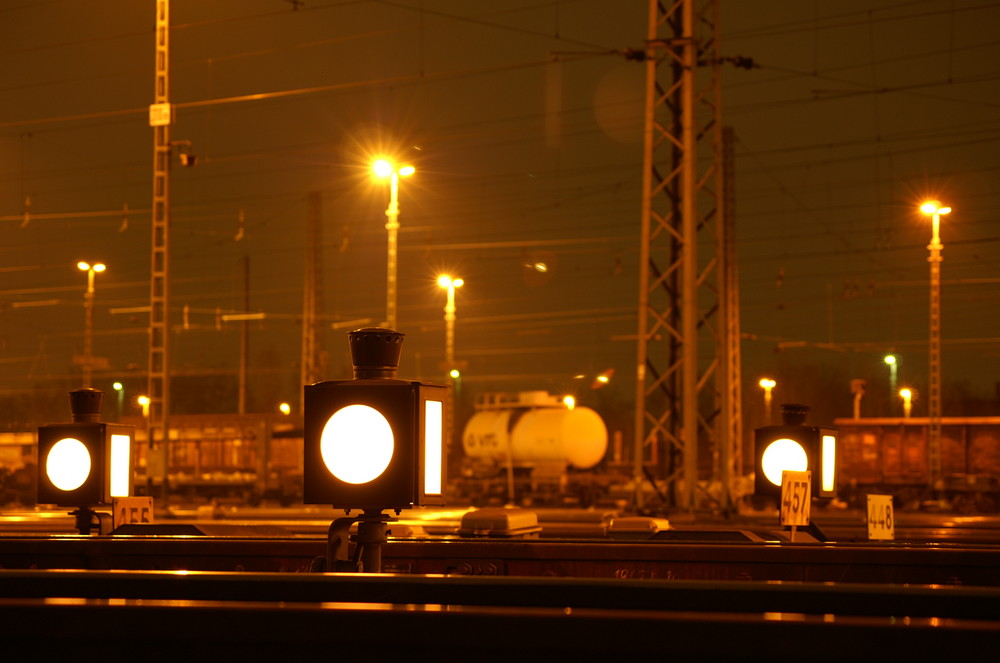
147, 0, 171, 480
633, 0, 741, 511
301, 191, 324, 404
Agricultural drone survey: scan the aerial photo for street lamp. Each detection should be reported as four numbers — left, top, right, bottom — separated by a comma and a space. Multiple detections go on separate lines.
112, 381, 124, 421
900, 388, 913, 419
920, 199, 950, 486
77, 261, 106, 388
137, 395, 150, 418
759, 378, 776, 424
136, 395, 151, 483
437, 274, 464, 372
884, 355, 897, 414
373, 159, 415, 330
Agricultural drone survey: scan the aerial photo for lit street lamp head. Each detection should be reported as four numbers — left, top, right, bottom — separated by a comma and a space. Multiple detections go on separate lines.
920, 200, 951, 216
437, 274, 464, 289
372, 159, 415, 179
372, 159, 393, 178
77, 261, 106, 273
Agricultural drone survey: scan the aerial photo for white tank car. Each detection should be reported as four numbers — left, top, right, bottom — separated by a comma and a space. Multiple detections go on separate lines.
462, 391, 608, 470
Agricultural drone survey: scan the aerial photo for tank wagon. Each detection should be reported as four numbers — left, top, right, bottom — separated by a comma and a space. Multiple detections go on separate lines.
455, 391, 613, 506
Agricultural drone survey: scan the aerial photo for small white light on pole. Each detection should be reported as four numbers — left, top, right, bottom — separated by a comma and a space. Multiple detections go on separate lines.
900, 388, 913, 419
437, 274, 464, 373
77, 261, 106, 388
884, 355, 898, 414
759, 378, 776, 424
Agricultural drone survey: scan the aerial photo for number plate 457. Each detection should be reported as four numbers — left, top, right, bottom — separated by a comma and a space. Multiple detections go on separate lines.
780, 470, 811, 527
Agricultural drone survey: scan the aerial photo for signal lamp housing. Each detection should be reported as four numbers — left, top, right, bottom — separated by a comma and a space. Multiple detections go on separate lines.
303, 328, 448, 513
36, 389, 135, 533
754, 404, 838, 500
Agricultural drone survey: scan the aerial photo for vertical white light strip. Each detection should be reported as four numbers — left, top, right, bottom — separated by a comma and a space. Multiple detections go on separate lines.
424, 400, 443, 495
110, 433, 132, 497
821, 434, 836, 494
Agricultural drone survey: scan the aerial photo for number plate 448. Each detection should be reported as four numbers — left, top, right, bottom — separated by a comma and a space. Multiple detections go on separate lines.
867, 494, 894, 541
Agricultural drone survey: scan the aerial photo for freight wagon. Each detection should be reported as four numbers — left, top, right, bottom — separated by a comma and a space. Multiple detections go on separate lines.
834, 417, 1000, 512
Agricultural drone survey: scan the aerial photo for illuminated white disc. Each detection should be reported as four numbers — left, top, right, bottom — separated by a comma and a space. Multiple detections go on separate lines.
320, 404, 394, 484
46, 438, 92, 491
761, 438, 808, 486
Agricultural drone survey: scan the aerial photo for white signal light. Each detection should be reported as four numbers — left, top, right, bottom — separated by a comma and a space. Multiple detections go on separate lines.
821, 434, 837, 494
320, 404, 394, 484
424, 400, 443, 496
46, 438, 92, 491
760, 438, 808, 487
109, 433, 132, 498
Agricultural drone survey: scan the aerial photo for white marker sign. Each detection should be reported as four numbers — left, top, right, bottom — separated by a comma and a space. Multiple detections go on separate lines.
867, 494, 895, 541
113, 496, 154, 530
780, 470, 811, 528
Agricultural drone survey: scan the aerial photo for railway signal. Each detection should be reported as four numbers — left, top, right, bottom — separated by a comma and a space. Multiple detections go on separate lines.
36, 388, 135, 534
754, 404, 838, 500
303, 328, 448, 572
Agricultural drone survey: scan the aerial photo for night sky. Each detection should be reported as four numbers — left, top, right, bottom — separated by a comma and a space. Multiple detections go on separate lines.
1, 1, 997, 428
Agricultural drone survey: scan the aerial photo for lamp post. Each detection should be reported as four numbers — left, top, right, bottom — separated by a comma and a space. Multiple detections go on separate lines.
136, 394, 151, 490
759, 378, 776, 425
112, 381, 124, 421
373, 159, 415, 331
77, 261, 106, 388
437, 274, 464, 372
884, 354, 898, 414
920, 200, 950, 487
900, 388, 913, 419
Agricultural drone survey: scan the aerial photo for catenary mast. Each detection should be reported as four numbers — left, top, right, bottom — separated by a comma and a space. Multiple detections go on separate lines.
147, 0, 171, 483
634, 0, 741, 510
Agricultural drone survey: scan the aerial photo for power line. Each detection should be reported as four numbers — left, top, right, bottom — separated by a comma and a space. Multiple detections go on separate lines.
724, 1, 998, 41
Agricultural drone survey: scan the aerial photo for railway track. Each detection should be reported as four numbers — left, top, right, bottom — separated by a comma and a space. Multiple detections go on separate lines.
0, 568, 998, 660
4, 507, 1000, 657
